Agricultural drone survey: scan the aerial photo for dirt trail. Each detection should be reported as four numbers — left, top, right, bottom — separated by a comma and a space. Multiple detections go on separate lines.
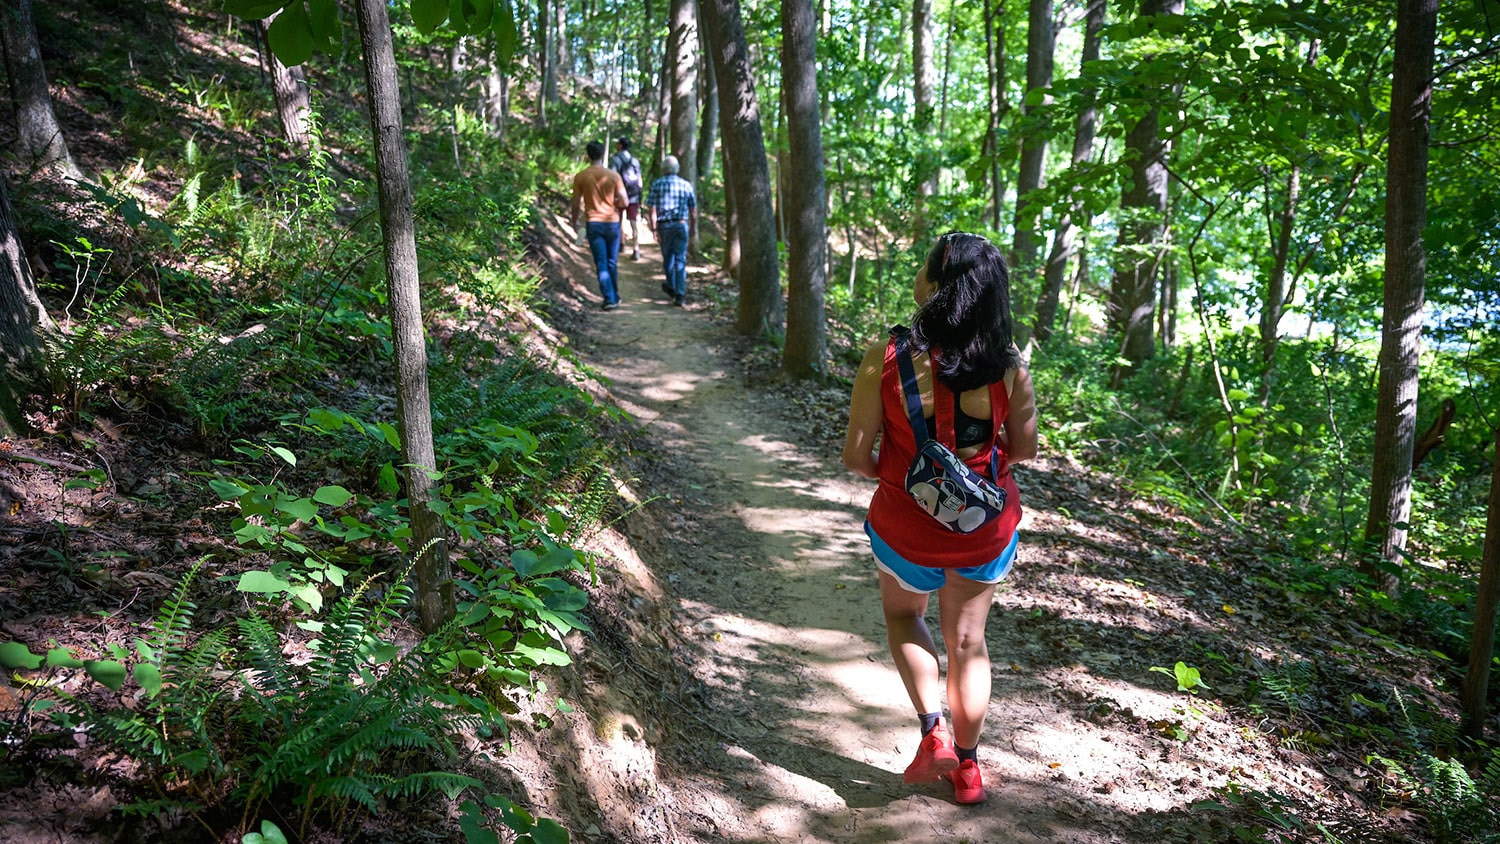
541, 221, 1326, 844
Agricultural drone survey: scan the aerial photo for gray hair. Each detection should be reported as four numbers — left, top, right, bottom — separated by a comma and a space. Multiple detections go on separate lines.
662, 155, 680, 175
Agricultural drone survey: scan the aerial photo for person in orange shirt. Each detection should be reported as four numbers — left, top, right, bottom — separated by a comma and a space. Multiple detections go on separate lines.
570, 141, 630, 310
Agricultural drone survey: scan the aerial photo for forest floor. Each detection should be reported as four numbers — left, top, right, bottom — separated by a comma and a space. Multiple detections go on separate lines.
511, 212, 1439, 844
0, 208, 1446, 843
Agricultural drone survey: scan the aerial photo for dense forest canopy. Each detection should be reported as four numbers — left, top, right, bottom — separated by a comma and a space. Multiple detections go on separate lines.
1, 0, 1498, 840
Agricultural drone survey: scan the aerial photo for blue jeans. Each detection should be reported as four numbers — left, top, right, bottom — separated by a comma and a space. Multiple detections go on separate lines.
658, 221, 688, 298
586, 221, 621, 305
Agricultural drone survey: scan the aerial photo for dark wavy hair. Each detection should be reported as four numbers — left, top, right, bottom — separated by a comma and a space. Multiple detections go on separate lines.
910, 231, 1020, 393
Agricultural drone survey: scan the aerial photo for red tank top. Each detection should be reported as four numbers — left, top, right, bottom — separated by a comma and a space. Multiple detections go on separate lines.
865, 337, 1023, 568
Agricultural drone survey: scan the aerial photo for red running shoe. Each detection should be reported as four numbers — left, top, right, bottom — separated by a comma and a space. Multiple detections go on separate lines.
948, 759, 986, 804
903, 723, 960, 784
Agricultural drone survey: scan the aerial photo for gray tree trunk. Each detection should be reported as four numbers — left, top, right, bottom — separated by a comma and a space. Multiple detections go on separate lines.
1032, 0, 1104, 348
0, 176, 54, 434
911, 0, 937, 201
354, 0, 452, 632
1106, 0, 1182, 385
1, 0, 81, 177
1362, 0, 1438, 596
696, 22, 719, 187
982, 0, 1007, 233
668, 0, 699, 188
1461, 424, 1500, 741
780, 0, 827, 379
1012, 0, 1055, 300
260, 14, 310, 148
700, 0, 781, 337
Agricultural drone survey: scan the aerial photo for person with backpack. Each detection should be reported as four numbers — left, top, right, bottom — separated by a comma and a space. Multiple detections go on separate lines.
610, 137, 644, 260
841, 231, 1038, 805
570, 140, 630, 310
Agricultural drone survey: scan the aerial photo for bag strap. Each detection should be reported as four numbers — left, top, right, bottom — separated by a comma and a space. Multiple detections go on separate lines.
893, 330, 929, 451
895, 329, 1005, 481
894, 329, 961, 450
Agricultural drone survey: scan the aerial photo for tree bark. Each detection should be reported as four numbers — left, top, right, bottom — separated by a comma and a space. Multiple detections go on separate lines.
354, 0, 453, 632
1259, 165, 1300, 376
700, 0, 781, 337
1, 0, 82, 178
696, 22, 719, 187
1362, 0, 1438, 596
0, 175, 54, 434
1012, 0, 1055, 294
1032, 0, 1103, 348
982, 0, 1008, 233
1106, 0, 1182, 385
668, 0, 699, 187
260, 14, 311, 148
911, 0, 937, 201
780, 0, 827, 379
1462, 425, 1500, 741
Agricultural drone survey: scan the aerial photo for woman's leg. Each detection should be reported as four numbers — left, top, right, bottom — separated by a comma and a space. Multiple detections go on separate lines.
879, 571, 942, 716
936, 576, 998, 750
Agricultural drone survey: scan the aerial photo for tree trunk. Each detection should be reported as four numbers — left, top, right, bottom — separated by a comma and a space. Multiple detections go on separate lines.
1362, 0, 1438, 595
484, 51, 510, 140
911, 0, 937, 202
701, 0, 781, 337
1011, 0, 1055, 299
260, 14, 311, 148
720, 153, 740, 276
0, 175, 54, 435
982, 0, 1007, 233
696, 24, 719, 188
668, 0, 699, 187
1106, 0, 1182, 385
1259, 164, 1300, 390
354, 0, 453, 632
1462, 425, 1500, 741
1, 0, 81, 178
540, 0, 559, 105
780, 0, 827, 379
552, 0, 569, 87
1032, 0, 1103, 348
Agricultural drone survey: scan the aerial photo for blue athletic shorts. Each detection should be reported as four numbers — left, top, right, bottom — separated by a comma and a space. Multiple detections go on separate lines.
865, 521, 1019, 594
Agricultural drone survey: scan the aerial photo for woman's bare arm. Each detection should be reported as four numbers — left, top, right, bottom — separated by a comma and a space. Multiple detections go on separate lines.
841, 340, 886, 479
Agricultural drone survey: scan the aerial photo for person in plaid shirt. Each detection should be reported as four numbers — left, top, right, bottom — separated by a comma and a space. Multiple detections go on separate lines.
644, 155, 698, 307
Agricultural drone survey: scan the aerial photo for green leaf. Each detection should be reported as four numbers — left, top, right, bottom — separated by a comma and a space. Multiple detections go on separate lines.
312, 485, 354, 506
510, 549, 541, 578
0, 642, 43, 669
238, 570, 293, 594
411, 0, 450, 35
134, 663, 163, 697
377, 422, 402, 450
225, 0, 288, 21
278, 497, 319, 522
243, 819, 289, 844
85, 659, 127, 691
378, 462, 399, 494
453, 0, 493, 32
1226, 388, 1252, 401
457, 649, 488, 668
459, 801, 501, 844
269, 445, 298, 466
293, 584, 323, 613
209, 478, 249, 501
493, 0, 517, 64
46, 648, 84, 668
532, 819, 570, 844
307, 0, 341, 53
267, 1, 315, 68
